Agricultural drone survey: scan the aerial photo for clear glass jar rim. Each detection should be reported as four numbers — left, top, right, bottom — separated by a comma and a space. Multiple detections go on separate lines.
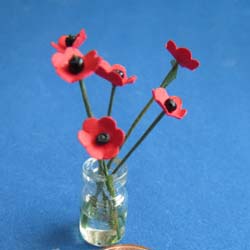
82, 158, 128, 183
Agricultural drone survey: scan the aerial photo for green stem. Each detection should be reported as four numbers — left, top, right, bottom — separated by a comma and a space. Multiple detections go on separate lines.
82, 161, 110, 229
107, 85, 116, 116
161, 60, 178, 88
107, 156, 115, 169
112, 111, 165, 174
126, 98, 154, 141
99, 161, 115, 196
98, 160, 120, 238
107, 98, 153, 170
92, 161, 110, 203
107, 61, 178, 169
125, 61, 178, 142
79, 80, 93, 117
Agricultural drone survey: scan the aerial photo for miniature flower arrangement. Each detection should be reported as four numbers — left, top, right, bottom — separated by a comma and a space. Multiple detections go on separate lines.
51, 28, 199, 247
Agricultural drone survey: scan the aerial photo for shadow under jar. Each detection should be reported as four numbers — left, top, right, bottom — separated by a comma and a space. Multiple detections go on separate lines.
79, 158, 128, 247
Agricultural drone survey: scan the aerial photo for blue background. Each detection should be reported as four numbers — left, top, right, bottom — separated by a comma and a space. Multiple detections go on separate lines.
1, 0, 250, 249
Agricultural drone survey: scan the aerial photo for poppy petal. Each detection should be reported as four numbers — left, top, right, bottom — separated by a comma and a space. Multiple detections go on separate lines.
52, 52, 68, 68
152, 87, 169, 104
55, 68, 76, 83
111, 129, 125, 147
174, 109, 187, 119
78, 130, 94, 147
111, 64, 127, 74
83, 118, 99, 133
166, 40, 177, 55
51, 42, 64, 52
58, 35, 67, 48
187, 59, 200, 70
84, 50, 98, 62
64, 47, 83, 59
102, 145, 119, 159
99, 117, 117, 133
106, 72, 124, 86
126, 76, 137, 83
96, 60, 111, 73
73, 29, 87, 48
171, 96, 182, 108
84, 50, 102, 73
85, 144, 105, 159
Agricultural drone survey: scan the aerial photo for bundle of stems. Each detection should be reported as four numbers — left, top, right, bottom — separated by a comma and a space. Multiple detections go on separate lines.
79, 61, 178, 237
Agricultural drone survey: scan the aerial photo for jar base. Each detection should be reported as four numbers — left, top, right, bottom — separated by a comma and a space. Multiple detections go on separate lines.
79, 221, 125, 247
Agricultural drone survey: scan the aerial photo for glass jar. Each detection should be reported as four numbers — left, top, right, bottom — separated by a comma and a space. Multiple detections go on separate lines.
79, 158, 128, 247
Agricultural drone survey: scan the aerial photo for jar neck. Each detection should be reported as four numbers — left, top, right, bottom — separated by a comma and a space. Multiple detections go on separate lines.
82, 158, 127, 185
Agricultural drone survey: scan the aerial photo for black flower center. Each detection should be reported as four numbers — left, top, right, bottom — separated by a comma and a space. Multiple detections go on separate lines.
68, 55, 84, 74
65, 35, 77, 47
113, 69, 125, 78
96, 133, 110, 145
164, 98, 177, 112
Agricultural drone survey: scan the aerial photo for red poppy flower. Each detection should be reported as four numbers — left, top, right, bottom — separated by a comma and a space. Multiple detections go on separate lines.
96, 60, 137, 86
166, 40, 200, 70
52, 48, 102, 83
152, 87, 187, 119
51, 29, 87, 52
78, 117, 125, 160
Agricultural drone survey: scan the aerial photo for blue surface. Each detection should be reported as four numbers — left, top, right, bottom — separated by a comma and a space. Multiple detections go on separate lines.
1, 0, 250, 249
